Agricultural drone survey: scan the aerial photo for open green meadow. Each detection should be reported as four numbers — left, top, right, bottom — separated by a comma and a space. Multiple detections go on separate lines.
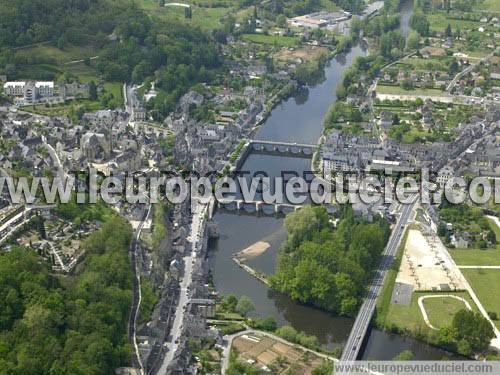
241, 34, 299, 47
461, 269, 500, 329
423, 296, 474, 329
140, 0, 236, 30
376, 84, 444, 96
477, 0, 500, 13
384, 292, 478, 333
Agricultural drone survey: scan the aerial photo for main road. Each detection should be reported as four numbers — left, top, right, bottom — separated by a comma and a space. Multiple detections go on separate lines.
157, 201, 207, 374
340, 197, 417, 366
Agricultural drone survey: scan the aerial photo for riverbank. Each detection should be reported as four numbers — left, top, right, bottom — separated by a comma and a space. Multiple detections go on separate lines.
373, 224, 493, 359
209, 0, 465, 360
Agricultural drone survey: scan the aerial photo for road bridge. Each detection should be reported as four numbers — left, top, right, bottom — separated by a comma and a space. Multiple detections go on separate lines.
339, 199, 416, 371
217, 198, 303, 215
248, 139, 317, 157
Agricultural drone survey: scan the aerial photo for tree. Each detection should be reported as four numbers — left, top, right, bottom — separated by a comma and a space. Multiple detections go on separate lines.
401, 79, 413, 90
452, 309, 494, 354
406, 30, 420, 51
271, 206, 389, 316
437, 222, 447, 237
0, 216, 133, 373
393, 350, 414, 360
223, 15, 236, 34
457, 339, 472, 356
486, 230, 497, 245
410, 12, 430, 36
445, 23, 452, 38
221, 295, 238, 312
276, 15, 287, 28
57, 36, 66, 50
312, 362, 333, 375
251, 316, 277, 331
88, 81, 97, 101
448, 60, 459, 76
276, 326, 298, 342
235, 296, 255, 316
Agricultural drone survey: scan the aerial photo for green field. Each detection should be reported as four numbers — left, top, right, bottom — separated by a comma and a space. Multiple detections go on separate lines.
15, 43, 100, 64
140, 0, 236, 30
477, 0, 500, 12
376, 84, 444, 96
461, 269, 500, 329
375, 229, 408, 327
384, 292, 477, 334
450, 218, 500, 266
427, 13, 482, 33
241, 34, 299, 47
423, 296, 473, 330
396, 56, 453, 73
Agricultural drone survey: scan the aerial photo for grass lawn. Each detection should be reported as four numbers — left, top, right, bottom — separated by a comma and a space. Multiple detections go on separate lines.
477, 0, 500, 12
215, 311, 245, 321
422, 296, 473, 330
376, 84, 444, 96
427, 13, 481, 33
397, 57, 452, 72
461, 269, 500, 329
375, 229, 408, 327
376, 228, 480, 334
385, 292, 477, 334
241, 34, 299, 47
15, 44, 100, 64
450, 218, 500, 266
16, 64, 63, 81
140, 0, 235, 30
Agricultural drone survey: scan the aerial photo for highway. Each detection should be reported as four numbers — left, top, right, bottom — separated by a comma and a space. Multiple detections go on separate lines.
339, 197, 417, 367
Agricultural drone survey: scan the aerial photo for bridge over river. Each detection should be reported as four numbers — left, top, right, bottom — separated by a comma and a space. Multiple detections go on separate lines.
248, 139, 317, 157
340, 199, 416, 369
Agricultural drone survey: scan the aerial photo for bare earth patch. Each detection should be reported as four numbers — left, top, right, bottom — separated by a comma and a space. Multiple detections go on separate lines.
397, 229, 465, 291
274, 46, 328, 62
234, 241, 270, 261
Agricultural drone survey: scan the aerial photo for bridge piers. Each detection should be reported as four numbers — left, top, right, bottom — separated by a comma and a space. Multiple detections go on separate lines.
255, 202, 262, 212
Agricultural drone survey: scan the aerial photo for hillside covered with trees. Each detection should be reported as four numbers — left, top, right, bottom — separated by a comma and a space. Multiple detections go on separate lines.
270, 206, 390, 317
0, 0, 224, 119
0, 217, 134, 373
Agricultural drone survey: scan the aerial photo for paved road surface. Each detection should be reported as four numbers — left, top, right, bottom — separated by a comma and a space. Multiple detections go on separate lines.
157, 202, 207, 374
340, 198, 416, 367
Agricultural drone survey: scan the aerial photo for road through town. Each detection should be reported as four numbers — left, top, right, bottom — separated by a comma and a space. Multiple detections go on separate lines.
340, 198, 417, 365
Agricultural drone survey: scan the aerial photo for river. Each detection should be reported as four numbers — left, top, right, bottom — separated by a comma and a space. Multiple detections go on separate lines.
209, 0, 458, 360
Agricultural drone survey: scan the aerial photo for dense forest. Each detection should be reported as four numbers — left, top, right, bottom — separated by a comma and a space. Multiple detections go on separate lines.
0, 217, 134, 373
0, 0, 224, 119
270, 206, 390, 317
0, 0, 124, 48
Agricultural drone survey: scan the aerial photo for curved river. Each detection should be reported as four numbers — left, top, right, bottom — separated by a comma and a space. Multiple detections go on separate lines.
209, 0, 458, 360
